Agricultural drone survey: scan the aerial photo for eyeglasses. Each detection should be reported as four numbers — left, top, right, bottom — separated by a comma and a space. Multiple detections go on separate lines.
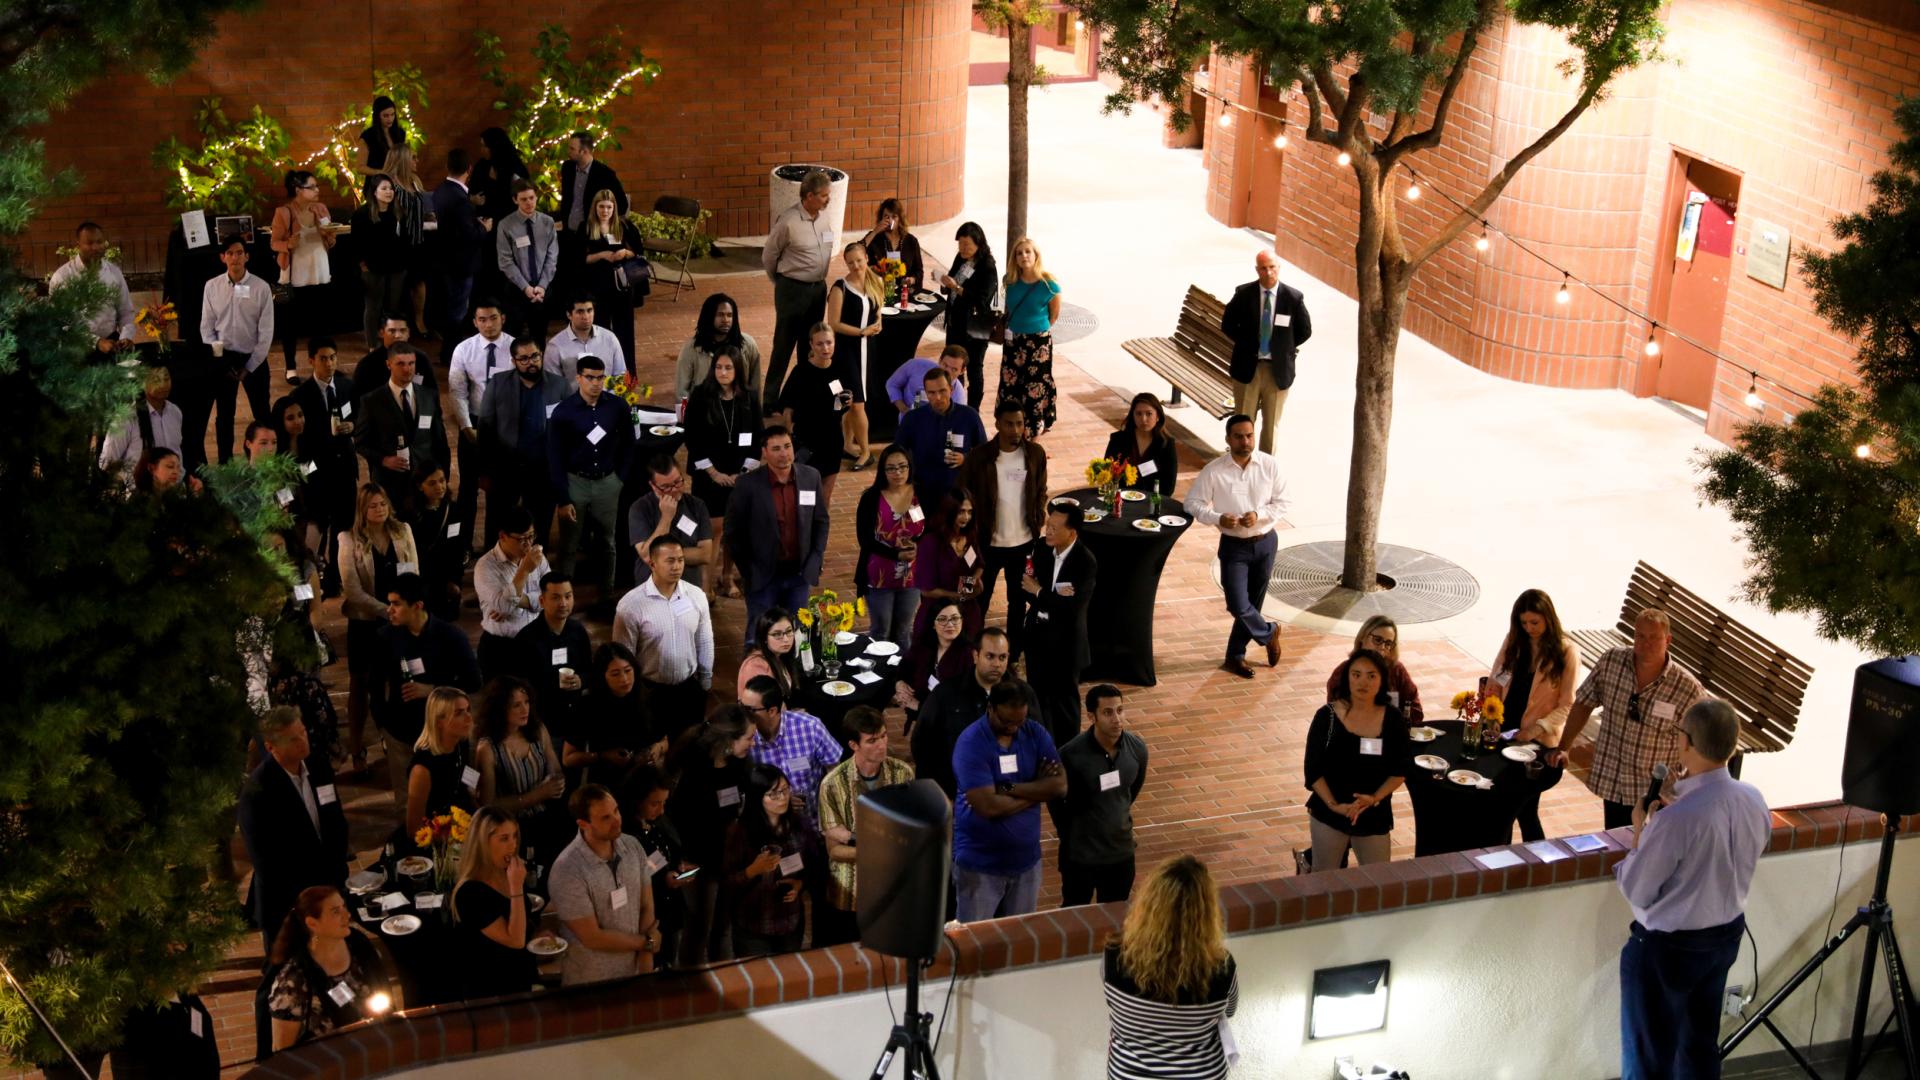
883, 463, 911, 474
504, 531, 536, 544
652, 477, 684, 494
934, 614, 964, 626
767, 628, 795, 639
1366, 633, 1396, 650
764, 788, 790, 801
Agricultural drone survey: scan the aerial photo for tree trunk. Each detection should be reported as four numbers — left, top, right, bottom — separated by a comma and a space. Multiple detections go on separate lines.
1341, 171, 1410, 591
1005, 15, 1032, 256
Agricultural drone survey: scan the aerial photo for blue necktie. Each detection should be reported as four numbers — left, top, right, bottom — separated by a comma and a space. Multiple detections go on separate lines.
1259, 290, 1273, 356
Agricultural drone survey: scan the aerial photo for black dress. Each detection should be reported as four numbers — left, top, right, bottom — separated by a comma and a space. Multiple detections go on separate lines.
684, 387, 763, 518
452, 879, 539, 999
1101, 429, 1178, 498
583, 231, 641, 373
777, 360, 846, 477
829, 279, 879, 404
409, 499, 466, 621
565, 686, 655, 788
409, 745, 477, 826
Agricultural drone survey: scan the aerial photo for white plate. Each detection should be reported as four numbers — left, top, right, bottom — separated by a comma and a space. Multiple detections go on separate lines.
1414, 754, 1450, 771
649, 425, 680, 436
835, 631, 857, 646
395, 856, 433, 877
1501, 745, 1538, 763
1157, 514, 1188, 527
1130, 518, 1162, 532
1447, 769, 1485, 787
1083, 509, 1108, 522
527, 894, 546, 913
1408, 726, 1441, 743
863, 640, 900, 657
914, 292, 939, 304
527, 935, 568, 957
881, 306, 901, 316
347, 869, 387, 895
1120, 490, 1147, 502
1053, 496, 1080, 507
380, 914, 421, 936
821, 680, 856, 697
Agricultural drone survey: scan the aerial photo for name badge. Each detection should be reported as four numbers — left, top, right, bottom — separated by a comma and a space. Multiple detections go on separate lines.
233, 284, 253, 298
413, 374, 425, 386
300, 460, 318, 477
828, 379, 844, 395
887, 250, 902, 260
610, 885, 629, 911
998, 754, 1019, 774
405, 657, 426, 675
546, 404, 558, 419
799, 490, 817, 507
292, 583, 315, 601
316, 783, 338, 806
677, 514, 697, 535
1387, 691, 1400, 708
1275, 313, 1290, 327
693, 457, 714, 470
1009, 468, 1026, 483
275, 487, 294, 506
189, 1009, 204, 1038
416, 414, 432, 430
551, 647, 569, 666
738, 432, 753, 447
1652, 701, 1676, 720
645, 850, 668, 875
1099, 770, 1121, 792
948, 433, 966, 449
339, 400, 352, 418
1359, 737, 1384, 756
743, 457, 761, 470
397, 561, 419, 575
1138, 460, 1158, 477
778, 852, 804, 876
1035, 610, 1051, 622
717, 786, 741, 807
513, 234, 531, 249
670, 591, 691, 612
926, 675, 940, 691
460, 765, 481, 790
907, 505, 925, 523
587, 424, 606, 445
963, 548, 977, 566
414, 892, 443, 910
1053, 581, 1070, 594
327, 983, 354, 1007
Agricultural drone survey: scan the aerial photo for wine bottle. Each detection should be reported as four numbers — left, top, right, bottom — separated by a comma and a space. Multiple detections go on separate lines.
799, 629, 816, 675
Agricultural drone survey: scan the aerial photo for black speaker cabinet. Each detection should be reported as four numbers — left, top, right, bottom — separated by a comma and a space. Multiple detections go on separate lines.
1844, 656, 1920, 817
856, 780, 951, 960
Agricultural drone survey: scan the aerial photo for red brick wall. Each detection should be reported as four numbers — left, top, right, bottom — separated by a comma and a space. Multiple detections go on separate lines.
1203, 0, 1919, 440
22, 0, 971, 275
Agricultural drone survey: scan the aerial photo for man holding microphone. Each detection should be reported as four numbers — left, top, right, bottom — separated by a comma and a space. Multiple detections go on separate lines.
1612, 698, 1770, 1080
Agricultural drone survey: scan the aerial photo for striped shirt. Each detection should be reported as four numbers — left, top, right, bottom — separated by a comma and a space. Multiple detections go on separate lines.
1102, 946, 1238, 1079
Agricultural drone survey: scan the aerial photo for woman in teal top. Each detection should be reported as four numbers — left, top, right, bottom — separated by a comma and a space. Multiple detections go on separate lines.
997, 237, 1064, 436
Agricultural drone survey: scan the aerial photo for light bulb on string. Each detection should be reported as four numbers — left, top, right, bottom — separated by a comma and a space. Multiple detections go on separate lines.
1273, 131, 1289, 149
1643, 325, 1661, 357
1405, 181, 1422, 200
1218, 109, 1234, 130
1743, 375, 1762, 409
1336, 150, 1352, 166
1555, 273, 1572, 305
1855, 442, 1873, 460
1475, 232, 1490, 252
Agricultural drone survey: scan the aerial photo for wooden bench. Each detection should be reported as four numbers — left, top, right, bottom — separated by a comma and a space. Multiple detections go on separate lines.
1567, 561, 1812, 756
1121, 285, 1239, 418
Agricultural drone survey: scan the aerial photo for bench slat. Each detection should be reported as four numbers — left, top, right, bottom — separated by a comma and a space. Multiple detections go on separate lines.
1121, 285, 1241, 419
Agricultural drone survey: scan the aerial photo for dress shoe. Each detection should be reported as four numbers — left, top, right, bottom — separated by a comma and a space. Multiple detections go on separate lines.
1266, 633, 1282, 668
1222, 657, 1255, 679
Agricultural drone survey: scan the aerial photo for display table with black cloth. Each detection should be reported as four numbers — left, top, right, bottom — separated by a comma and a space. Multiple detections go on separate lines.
613, 420, 690, 592
1401, 719, 1564, 856
865, 296, 947, 442
347, 860, 561, 1007
791, 631, 900, 740
1055, 486, 1192, 687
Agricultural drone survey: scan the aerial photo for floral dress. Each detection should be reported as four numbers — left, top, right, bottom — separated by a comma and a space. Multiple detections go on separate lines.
996, 277, 1063, 435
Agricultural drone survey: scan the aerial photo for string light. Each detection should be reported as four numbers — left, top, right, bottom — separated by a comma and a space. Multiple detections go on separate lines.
1273, 132, 1290, 149
1336, 150, 1352, 166
1555, 273, 1571, 305
1405, 180, 1422, 200
1643, 324, 1661, 357
1744, 374, 1763, 409
1855, 442, 1873, 460
366, 992, 392, 1014
1218, 110, 1234, 130
1475, 229, 1490, 252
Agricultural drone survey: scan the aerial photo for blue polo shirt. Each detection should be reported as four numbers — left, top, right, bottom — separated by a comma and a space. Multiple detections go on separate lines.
951, 714, 1058, 876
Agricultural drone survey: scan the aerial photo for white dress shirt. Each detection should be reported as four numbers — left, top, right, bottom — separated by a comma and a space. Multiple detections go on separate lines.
543, 325, 628, 382
1185, 451, 1292, 539
200, 271, 276, 372
449, 330, 516, 429
612, 577, 714, 689
282, 760, 322, 835
1049, 539, 1077, 590
474, 545, 546, 638
49, 255, 136, 341
99, 400, 184, 474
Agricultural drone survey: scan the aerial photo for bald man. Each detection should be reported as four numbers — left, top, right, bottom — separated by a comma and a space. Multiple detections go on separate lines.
1220, 251, 1313, 455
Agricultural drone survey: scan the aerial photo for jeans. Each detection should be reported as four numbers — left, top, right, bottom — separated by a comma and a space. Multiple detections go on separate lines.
1620, 917, 1744, 1080
744, 572, 811, 647
954, 861, 1041, 923
957, 335, 990, 404
767, 275, 827, 405
981, 543, 1034, 660
866, 586, 920, 647
560, 472, 623, 597
1220, 531, 1278, 660
1060, 855, 1136, 907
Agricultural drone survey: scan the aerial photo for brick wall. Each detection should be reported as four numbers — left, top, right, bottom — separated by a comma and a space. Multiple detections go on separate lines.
22, 0, 971, 275
1204, 0, 1919, 440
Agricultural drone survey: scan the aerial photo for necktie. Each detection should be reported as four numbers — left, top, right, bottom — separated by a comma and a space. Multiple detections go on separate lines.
401, 387, 415, 429
523, 222, 538, 283
323, 380, 335, 414
485, 341, 497, 376
1259, 290, 1273, 356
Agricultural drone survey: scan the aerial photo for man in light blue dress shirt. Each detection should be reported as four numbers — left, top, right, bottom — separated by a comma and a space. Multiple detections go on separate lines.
1614, 698, 1770, 1080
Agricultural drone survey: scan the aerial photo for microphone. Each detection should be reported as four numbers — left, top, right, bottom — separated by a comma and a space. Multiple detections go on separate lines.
1640, 762, 1669, 813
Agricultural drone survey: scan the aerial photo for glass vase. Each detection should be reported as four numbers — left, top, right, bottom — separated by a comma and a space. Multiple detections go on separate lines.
1459, 721, 1482, 759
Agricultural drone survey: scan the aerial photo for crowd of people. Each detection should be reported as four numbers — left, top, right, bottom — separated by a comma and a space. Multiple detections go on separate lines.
52, 104, 1764, 1075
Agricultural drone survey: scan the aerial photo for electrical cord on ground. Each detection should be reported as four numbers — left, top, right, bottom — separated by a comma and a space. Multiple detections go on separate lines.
1806, 807, 1855, 1053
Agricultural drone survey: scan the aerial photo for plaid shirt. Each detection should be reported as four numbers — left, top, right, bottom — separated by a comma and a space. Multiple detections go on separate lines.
1575, 647, 1706, 804
746, 710, 843, 828
817, 756, 917, 910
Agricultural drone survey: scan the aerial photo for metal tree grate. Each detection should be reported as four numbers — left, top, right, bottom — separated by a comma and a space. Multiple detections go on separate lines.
1265, 542, 1480, 625
1050, 302, 1099, 345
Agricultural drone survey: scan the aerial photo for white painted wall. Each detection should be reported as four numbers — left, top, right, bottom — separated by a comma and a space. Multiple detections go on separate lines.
401, 834, 1915, 1079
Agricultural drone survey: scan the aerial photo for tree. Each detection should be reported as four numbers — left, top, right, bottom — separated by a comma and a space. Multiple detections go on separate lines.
1077, 0, 1665, 590
1700, 96, 1920, 657
976, 0, 1052, 256
0, 0, 296, 1070
475, 24, 660, 198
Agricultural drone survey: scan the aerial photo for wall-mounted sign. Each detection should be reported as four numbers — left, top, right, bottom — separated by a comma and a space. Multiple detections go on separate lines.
1746, 219, 1791, 290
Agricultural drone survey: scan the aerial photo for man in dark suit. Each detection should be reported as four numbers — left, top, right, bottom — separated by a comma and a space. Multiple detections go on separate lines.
725, 426, 830, 647
432, 147, 491, 335
1021, 501, 1097, 748
352, 314, 439, 405
1219, 250, 1313, 455
556, 130, 629, 235
288, 337, 358, 593
478, 338, 572, 545
353, 341, 449, 516
237, 707, 350, 954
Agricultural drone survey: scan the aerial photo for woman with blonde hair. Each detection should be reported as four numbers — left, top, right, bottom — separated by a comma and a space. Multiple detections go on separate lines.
827, 241, 886, 469
339, 482, 418, 780
406, 686, 476, 840
1102, 855, 1238, 1078
582, 188, 642, 366
383, 143, 435, 337
998, 236, 1063, 437
1324, 615, 1425, 723
450, 805, 539, 999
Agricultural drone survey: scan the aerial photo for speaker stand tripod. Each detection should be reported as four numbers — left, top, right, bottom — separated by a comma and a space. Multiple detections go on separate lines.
869, 959, 940, 1080
1719, 815, 1917, 1079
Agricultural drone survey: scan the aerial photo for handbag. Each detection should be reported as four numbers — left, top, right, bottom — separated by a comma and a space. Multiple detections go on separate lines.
612, 252, 653, 306
990, 281, 1040, 346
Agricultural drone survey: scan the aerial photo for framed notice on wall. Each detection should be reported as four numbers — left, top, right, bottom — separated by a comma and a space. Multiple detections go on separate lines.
1746, 219, 1791, 290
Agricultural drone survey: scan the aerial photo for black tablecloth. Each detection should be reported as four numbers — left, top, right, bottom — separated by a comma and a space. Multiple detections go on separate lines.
791, 631, 900, 738
865, 297, 946, 442
349, 861, 557, 1007
1402, 720, 1563, 856
1055, 486, 1191, 687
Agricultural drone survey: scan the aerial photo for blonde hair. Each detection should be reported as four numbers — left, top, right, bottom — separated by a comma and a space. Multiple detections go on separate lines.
1114, 855, 1229, 1003
586, 189, 626, 241
1352, 615, 1401, 664
386, 144, 425, 193
351, 483, 396, 548
415, 687, 471, 754
1002, 237, 1056, 285
841, 242, 886, 306
452, 806, 518, 921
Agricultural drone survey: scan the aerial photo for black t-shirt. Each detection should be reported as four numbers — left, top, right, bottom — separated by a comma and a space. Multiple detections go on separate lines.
453, 879, 538, 999
409, 746, 476, 825
776, 360, 845, 474
668, 756, 750, 866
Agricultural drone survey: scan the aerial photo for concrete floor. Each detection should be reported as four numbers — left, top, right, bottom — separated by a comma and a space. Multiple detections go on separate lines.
908, 79, 1873, 812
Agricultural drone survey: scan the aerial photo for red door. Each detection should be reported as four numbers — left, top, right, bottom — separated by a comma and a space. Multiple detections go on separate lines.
1652, 158, 1740, 409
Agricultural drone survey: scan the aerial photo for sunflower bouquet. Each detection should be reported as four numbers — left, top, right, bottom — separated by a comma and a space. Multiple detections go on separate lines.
1086, 457, 1138, 502
412, 805, 471, 893
797, 589, 867, 669
1449, 690, 1506, 751
874, 257, 908, 301
605, 374, 655, 419
134, 301, 178, 353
